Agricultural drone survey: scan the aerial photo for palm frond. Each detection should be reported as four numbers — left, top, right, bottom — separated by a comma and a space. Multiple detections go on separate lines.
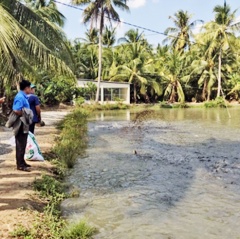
176, 81, 185, 102
0, 1, 74, 82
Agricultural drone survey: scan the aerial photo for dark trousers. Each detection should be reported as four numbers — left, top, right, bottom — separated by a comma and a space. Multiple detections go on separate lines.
15, 124, 28, 167
29, 123, 36, 134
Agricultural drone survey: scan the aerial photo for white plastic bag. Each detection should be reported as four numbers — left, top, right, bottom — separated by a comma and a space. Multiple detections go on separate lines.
9, 132, 44, 161
25, 132, 44, 161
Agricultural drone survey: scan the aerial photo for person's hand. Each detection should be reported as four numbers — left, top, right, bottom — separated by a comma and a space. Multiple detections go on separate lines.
0, 97, 5, 104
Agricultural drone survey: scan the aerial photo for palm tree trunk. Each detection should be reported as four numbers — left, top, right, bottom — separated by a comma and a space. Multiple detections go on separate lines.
217, 48, 222, 98
202, 79, 207, 101
169, 82, 176, 103
207, 89, 211, 101
95, 10, 104, 102
134, 83, 137, 103
95, 33, 102, 102
169, 90, 175, 103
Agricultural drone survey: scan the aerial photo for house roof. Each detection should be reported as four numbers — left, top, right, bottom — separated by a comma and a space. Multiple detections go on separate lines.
77, 79, 131, 85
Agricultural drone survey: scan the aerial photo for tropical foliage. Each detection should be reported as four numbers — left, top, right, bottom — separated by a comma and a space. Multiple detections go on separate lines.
1, 1, 240, 106
71, 0, 129, 102
0, 0, 73, 83
0, 0, 75, 112
70, 4, 240, 103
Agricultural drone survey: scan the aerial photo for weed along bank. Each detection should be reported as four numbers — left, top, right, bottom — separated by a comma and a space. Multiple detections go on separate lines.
77, 79, 131, 104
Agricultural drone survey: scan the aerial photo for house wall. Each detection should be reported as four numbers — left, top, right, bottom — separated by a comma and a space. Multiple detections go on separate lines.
77, 80, 130, 104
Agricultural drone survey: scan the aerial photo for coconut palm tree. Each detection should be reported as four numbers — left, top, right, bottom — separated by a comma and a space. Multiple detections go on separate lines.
71, 40, 98, 79
201, 4, 240, 97
80, 28, 99, 45
0, 0, 73, 87
111, 42, 155, 103
25, 0, 65, 27
71, 0, 129, 102
103, 26, 117, 47
164, 10, 203, 51
183, 39, 218, 101
157, 50, 186, 103
118, 28, 145, 44
25, 0, 73, 64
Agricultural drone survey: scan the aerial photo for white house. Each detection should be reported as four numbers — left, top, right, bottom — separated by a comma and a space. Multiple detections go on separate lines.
77, 80, 131, 104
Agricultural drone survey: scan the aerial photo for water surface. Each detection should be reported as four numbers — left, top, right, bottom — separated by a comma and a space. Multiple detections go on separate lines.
62, 108, 240, 239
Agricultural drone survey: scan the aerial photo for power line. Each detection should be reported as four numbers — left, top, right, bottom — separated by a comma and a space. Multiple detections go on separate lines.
53, 0, 199, 46
53, 0, 240, 55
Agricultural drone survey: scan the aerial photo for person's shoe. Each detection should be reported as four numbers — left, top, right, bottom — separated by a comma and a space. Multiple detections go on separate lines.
24, 163, 31, 167
17, 166, 31, 172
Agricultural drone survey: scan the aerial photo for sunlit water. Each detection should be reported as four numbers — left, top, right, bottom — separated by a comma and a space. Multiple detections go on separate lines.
62, 108, 240, 239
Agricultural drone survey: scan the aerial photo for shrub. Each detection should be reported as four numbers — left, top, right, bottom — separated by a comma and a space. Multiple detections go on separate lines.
74, 97, 85, 106
10, 218, 97, 239
79, 102, 129, 111
54, 139, 80, 168
62, 220, 96, 239
54, 108, 88, 168
204, 97, 228, 108
204, 101, 217, 108
159, 102, 188, 108
76, 82, 97, 101
33, 211, 65, 239
33, 175, 65, 198
36, 76, 77, 106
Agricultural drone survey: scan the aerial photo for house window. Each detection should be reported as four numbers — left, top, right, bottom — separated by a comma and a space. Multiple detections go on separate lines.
104, 88, 125, 101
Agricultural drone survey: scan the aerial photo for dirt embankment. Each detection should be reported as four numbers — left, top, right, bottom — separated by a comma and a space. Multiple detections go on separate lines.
0, 111, 68, 239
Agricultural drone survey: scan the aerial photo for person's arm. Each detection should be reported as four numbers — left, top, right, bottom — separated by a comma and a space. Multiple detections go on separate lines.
35, 96, 41, 122
0, 97, 5, 104
14, 110, 23, 116
35, 105, 41, 122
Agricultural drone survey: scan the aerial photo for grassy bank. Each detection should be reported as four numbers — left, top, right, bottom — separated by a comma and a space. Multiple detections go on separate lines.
77, 101, 130, 111
159, 97, 232, 109
10, 108, 96, 239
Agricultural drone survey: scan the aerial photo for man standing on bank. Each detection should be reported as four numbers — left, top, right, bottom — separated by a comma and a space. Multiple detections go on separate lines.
12, 80, 32, 172
27, 84, 41, 134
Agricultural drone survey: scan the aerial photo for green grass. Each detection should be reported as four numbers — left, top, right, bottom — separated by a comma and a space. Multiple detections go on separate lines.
63, 220, 97, 239
33, 175, 65, 198
204, 97, 229, 108
159, 102, 189, 108
10, 225, 32, 238
80, 102, 129, 111
54, 108, 89, 168
11, 217, 95, 239
11, 173, 96, 239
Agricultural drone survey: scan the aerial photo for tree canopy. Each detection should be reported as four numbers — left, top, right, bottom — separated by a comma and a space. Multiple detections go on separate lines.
1, 2, 240, 105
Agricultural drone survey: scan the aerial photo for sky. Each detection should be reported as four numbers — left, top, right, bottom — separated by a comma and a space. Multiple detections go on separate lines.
55, 0, 240, 46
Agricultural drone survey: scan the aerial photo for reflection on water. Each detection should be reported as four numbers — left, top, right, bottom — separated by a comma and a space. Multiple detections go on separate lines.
90, 110, 131, 121
62, 108, 240, 239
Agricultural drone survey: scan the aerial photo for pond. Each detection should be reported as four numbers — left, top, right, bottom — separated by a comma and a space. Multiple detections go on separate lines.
62, 107, 240, 239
